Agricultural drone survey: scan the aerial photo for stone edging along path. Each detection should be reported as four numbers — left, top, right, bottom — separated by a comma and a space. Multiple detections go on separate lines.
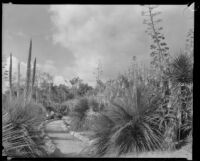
39, 119, 61, 155
43, 118, 93, 156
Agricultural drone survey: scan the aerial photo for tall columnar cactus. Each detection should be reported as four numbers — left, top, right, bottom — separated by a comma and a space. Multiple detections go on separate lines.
32, 58, 36, 89
9, 53, 13, 98
25, 39, 32, 101
17, 62, 21, 98
31, 58, 36, 101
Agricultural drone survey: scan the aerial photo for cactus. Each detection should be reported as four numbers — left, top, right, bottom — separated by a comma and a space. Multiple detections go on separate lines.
25, 39, 32, 102
9, 53, 13, 98
31, 58, 36, 101
17, 62, 20, 98
32, 58, 36, 88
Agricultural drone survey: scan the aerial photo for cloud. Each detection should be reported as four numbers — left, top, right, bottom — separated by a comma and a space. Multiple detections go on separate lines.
49, 5, 147, 85
16, 31, 27, 38
2, 56, 65, 93
38, 60, 57, 75
2, 56, 27, 93
48, 5, 193, 85
53, 75, 67, 86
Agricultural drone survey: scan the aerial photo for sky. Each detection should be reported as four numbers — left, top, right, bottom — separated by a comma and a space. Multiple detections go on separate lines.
2, 4, 194, 88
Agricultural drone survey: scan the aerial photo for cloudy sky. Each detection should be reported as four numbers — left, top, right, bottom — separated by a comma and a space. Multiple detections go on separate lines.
2, 4, 194, 87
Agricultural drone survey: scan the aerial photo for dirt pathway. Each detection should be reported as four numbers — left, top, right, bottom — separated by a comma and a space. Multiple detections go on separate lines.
44, 120, 88, 157
44, 119, 192, 159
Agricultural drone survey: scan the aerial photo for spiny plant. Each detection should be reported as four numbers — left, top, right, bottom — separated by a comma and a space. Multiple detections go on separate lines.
142, 5, 170, 74
25, 39, 32, 102
17, 62, 20, 98
32, 58, 36, 90
9, 53, 13, 99
70, 98, 90, 131
166, 53, 193, 87
165, 53, 193, 147
3, 96, 48, 157
185, 28, 194, 60
90, 74, 164, 157
31, 58, 37, 101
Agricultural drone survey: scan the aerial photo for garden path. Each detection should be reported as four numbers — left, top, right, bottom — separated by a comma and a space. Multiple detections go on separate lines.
44, 118, 192, 159
44, 119, 89, 157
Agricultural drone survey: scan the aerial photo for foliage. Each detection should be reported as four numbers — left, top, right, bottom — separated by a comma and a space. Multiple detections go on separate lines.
90, 75, 164, 156
88, 97, 100, 112
166, 53, 193, 86
3, 97, 48, 157
77, 83, 93, 96
185, 28, 194, 59
70, 98, 90, 131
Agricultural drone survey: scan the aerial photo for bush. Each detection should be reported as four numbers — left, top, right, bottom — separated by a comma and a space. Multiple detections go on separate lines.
70, 98, 90, 131
90, 78, 164, 156
3, 96, 48, 157
88, 97, 99, 112
59, 102, 70, 116
72, 98, 89, 118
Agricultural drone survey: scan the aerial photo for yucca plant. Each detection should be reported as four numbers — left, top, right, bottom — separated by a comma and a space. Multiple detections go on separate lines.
70, 98, 90, 131
2, 96, 48, 157
90, 75, 164, 157
163, 53, 193, 149
166, 53, 193, 86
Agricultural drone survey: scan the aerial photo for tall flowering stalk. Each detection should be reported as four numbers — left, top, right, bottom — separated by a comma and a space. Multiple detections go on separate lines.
142, 5, 170, 77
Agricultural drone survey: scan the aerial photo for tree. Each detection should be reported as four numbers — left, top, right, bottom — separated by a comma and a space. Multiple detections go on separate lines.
77, 83, 93, 96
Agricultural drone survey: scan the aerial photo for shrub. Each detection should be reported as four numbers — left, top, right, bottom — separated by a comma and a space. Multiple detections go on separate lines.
70, 98, 90, 131
59, 102, 70, 116
90, 81, 164, 156
88, 97, 100, 112
3, 96, 48, 157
